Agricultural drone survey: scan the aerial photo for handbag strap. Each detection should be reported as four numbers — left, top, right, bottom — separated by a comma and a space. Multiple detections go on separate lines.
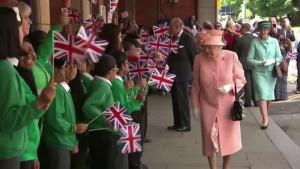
234, 83, 238, 100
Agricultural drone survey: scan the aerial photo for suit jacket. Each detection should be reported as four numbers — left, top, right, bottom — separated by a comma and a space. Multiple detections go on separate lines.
167, 31, 197, 82
234, 33, 256, 70
278, 28, 295, 42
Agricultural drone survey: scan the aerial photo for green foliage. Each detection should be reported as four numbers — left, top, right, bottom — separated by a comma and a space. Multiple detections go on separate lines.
223, 0, 296, 18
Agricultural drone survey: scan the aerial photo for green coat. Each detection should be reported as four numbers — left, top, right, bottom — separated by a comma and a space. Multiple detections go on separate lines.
83, 77, 114, 132
247, 37, 282, 100
0, 60, 43, 159
32, 25, 62, 92
111, 76, 142, 114
44, 83, 78, 150
81, 73, 93, 93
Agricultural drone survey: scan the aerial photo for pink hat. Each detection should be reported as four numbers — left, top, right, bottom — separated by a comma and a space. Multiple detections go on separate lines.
196, 30, 226, 46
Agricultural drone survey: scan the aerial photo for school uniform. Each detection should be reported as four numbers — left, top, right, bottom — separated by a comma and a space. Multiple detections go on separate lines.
69, 74, 89, 169
81, 72, 94, 93
16, 66, 41, 169
111, 75, 142, 114
43, 82, 78, 169
0, 59, 43, 169
83, 76, 128, 169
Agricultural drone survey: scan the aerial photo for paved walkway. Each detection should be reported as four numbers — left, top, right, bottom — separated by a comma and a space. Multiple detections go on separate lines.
142, 95, 300, 169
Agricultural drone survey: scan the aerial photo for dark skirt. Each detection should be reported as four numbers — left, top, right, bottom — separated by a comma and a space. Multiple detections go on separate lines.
275, 75, 288, 100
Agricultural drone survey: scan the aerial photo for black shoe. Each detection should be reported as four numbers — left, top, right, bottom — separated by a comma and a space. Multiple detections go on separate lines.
143, 137, 151, 143
260, 123, 269, 130
175, 126, 191, 132
141, 163, 148, 169
167, 125, 177, 130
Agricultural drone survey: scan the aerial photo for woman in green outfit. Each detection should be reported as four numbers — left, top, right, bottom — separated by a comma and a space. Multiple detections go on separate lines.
0, 7, 55, 169
247, 21, 282, 129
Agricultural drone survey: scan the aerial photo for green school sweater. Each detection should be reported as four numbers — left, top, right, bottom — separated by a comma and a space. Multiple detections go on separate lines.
83, 77, 114, 132
32, 25, 62, 91
81, 73, 93, 93
111, 76, 142, 114
44, 83, 78, 150
0, 59, 43, 159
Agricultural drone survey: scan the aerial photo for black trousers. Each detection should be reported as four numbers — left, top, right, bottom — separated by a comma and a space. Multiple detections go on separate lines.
88, 130, 128, 169
20, 160, 35, 169
0, 157, 20, 169
47, 147, 71, 169
128, 109, 145, 169
71, 134, 89, 169
297, 60, 300, 90
171, 81, 191, 128
244, 70, 255, 105
141, 98, 148, 139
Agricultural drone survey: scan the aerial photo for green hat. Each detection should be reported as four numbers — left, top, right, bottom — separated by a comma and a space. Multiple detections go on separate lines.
257, 21, 270, 30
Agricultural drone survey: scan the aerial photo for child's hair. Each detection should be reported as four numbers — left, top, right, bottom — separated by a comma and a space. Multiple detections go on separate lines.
27, 30, 47, 52
93, 54, 116, 77
111, 50, 127, 69
54, 56, 67, 69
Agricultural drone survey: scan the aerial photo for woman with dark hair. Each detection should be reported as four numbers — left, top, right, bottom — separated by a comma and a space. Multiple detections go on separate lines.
98, 23, 123, 54
0, 7, 55, 169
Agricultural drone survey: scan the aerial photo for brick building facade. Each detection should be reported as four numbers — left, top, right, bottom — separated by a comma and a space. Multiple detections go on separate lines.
0, 0, 217, 32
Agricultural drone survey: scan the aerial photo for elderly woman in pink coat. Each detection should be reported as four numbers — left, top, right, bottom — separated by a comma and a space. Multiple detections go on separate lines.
192, 30, 246, 169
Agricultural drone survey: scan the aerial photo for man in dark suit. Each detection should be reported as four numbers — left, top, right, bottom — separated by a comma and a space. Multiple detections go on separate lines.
167, 17, 197, 132
278, 17, 295, 42
234, 23, 256, 107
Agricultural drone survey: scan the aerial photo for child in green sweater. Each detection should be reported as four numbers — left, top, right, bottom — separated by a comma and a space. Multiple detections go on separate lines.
83, 54, 128, 169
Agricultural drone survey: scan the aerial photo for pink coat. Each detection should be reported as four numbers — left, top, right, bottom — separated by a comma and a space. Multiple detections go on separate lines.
191, 50, 246, 156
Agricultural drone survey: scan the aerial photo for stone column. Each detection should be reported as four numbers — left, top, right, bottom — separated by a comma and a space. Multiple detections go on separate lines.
197, 0, 217, 24
34, 0, 51, 32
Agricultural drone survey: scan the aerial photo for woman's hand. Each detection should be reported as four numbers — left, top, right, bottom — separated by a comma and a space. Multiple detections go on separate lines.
217, 84, 233, 94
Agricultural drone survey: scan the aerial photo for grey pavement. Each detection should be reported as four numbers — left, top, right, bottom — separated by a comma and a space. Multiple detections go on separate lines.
142, 95, 299, 169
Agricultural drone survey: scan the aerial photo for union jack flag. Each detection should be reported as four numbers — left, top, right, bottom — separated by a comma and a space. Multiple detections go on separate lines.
76, 26, 108, 63
119, 123, 142, 154
149, 66, 176, 92
109, 0, 118, 13
139, 29, 150, 46
286, 52, 297, 60
147, 36, 179, 59
83, 17, 104, 33
147, 59, 166, 72
153, 24, 170, 37
103, 102, 133, 131
139, 50, 151, 61
129, 60, 149, 79
53, 32, 85, 63
62, 7, 81, 25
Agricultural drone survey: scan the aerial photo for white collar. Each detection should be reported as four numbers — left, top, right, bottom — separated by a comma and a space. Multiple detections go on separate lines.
115, 75, 123, 82
60, 82, 71, 92
7, 57, 19, 66
83, 72, 94, 80
95, 76, 112, 86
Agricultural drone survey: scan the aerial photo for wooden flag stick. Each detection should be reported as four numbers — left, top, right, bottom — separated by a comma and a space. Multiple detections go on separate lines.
87, 112, 105, 126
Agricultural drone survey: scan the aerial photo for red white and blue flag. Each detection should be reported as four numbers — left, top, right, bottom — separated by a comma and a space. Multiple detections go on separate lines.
149, 66, 176, 92
62, 7, 81, 25
147, 59, 166, 72
53, 32, 85, 63
109, 0, 118, 13
129, 60, 149, 79
103, 102, 133, 131
139, 50, 152, 61
147, 36, 179, 59
76, 26, 108, 62
152, 24, 170, 37
119, 123, 142, 154
139, 29, 150, 46
83, 17, 104, 33
286, 52, 297, 60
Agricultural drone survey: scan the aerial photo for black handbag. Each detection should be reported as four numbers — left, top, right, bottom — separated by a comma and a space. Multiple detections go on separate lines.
272, 64, 283, 78
231, 84, 246, 121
